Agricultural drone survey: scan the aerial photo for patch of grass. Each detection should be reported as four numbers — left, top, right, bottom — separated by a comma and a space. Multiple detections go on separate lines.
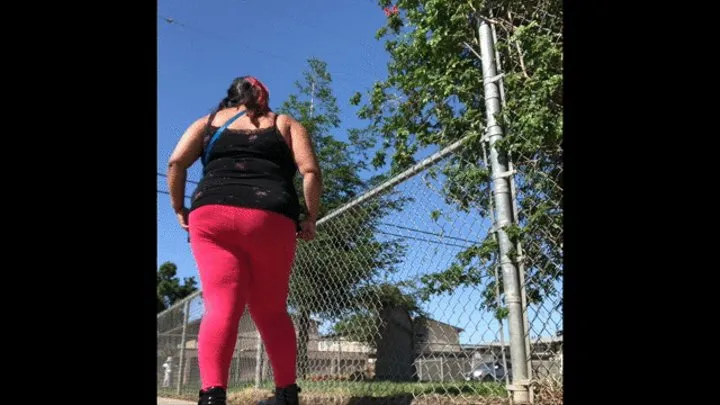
290, 380, 506, 397
160, 380, 507, 403
159, 379, 565, 404
219, 380, 505, 397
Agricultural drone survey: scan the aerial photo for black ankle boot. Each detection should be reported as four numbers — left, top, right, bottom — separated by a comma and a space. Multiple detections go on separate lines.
199, 387, 227, 405
257, 384, 301, 405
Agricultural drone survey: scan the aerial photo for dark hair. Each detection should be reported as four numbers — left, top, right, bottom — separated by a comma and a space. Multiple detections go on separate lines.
215, 76, 270, 116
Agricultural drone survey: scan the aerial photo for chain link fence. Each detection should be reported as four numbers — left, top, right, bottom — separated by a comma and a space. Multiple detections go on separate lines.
158, 3, 562, 404
158, 142, 562, 404
158, 142, 515, 402
488, 2, 563, 402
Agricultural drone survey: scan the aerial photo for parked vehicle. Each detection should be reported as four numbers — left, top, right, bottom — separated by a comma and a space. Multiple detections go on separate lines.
465, 361, 512, 382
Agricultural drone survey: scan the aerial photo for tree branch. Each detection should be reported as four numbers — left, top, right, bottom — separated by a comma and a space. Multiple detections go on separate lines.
463, 41, 483, 62
508, 11, 531, 79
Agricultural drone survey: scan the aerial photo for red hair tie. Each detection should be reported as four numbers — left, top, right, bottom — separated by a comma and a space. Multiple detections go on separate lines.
244, 76, 270, 113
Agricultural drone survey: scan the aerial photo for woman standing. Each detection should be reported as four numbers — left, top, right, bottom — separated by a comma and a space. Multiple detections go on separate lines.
167, 76, 321, 405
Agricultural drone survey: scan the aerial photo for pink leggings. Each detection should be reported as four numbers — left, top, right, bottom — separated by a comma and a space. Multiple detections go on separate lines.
189, 205, 297, 389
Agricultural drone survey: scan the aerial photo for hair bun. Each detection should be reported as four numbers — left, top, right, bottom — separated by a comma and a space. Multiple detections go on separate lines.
214, 76, 270, 115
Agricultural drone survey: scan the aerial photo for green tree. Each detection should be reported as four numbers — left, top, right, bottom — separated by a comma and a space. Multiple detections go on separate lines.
157, 261, 198, 313
277, 58, 407, 376
353, 0, 563, 315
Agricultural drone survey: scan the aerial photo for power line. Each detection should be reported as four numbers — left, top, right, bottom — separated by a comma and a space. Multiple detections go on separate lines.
158, 15, 289, 62
156, 174, 475, 245
157, 172, 200, 185
157, 195, 476, 252
157, 14, 383, 91
158, 9, 457, 158
157, 189, 192, 200
375, 229, 472, 249
157, 13, 432, 167
378, 221, 482, 245
156, 12, 470, 248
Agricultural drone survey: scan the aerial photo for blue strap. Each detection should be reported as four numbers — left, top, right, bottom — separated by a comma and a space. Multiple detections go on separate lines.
202, 110, 247, 165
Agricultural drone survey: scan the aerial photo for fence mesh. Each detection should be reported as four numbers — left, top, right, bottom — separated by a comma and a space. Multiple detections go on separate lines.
159, 146, 523, 403
157, 2, 562, 403
490, 0, 563, 401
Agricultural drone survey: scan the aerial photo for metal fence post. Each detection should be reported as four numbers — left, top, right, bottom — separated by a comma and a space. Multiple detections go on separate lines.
559, 350, 563, 378
440, 357, 444, 382
262, 350, 269, 381
234, 336, 241, 385
478, 16, 531, 404
176, 299, 190, 395
491, 20, 535, 399
255, 331, 264, 388
337, 339, 342, 376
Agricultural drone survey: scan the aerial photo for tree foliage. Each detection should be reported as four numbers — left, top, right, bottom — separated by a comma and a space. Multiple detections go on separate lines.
353, 0, 563, 314
157, 261, 198, 313
277, 58, 409, 373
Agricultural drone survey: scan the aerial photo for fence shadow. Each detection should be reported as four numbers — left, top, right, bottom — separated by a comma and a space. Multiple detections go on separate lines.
346, 395, 413, 405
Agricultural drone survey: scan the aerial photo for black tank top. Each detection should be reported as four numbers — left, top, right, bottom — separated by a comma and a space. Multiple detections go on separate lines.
190, 113, 301, 226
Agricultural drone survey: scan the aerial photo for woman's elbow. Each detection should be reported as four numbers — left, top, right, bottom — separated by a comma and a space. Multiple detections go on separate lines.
167, 158, 188, 171
301, 167, 322, 181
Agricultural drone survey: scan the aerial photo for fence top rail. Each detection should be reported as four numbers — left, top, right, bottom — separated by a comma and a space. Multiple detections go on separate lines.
317, 132, 477, 225
157, 131, 479, 320
157, 290, 199, 320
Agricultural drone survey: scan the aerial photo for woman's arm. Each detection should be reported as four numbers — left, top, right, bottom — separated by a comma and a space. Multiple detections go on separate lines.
284, 114, 322, 238
167, 116, 207, 228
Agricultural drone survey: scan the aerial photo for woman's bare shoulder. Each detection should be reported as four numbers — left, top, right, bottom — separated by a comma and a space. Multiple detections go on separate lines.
275, 113, 296, 134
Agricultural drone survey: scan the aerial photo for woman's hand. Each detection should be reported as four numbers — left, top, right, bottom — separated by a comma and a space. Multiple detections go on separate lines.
297, 218, 316, 241
176, 207, 190, 231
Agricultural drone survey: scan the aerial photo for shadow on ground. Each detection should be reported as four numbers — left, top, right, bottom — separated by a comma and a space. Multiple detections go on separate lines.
161, 380, 565, 405
228, 389, 509, 405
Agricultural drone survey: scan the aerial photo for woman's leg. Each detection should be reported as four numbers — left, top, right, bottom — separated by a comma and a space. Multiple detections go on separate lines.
190, 206, 252, 390
243, 210, 298, 388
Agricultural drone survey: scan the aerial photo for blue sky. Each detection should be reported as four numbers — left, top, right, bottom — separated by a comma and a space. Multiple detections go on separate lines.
157, 0, 561, 344
158, 0, 390, 279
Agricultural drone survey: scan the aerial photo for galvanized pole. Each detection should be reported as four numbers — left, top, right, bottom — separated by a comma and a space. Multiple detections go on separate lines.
234, 337, 241, 385
559, 350, 563, 378
337, 339, 342, 377
176, 300, 190, 395
440, 357, 444, 382
491, 19, 534, 397
478, 16, 530, 404
254, 332, 264, 388
262, 350, 269, 381
481, 141, 511, 386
